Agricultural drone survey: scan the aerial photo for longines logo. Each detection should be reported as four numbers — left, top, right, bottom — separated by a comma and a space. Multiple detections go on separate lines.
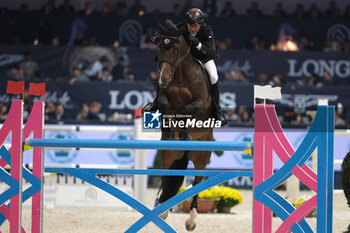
287, 59, 350, 78
108, 90, 237, 110
119, 20, 142, 46
327, 24, 350, 42
276, 94, 338, 109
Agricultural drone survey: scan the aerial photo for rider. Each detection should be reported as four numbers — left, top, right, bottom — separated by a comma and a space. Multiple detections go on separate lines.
144, 8, 227, 125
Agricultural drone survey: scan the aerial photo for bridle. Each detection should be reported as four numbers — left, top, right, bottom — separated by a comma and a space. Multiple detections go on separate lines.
158, 36, 191, 84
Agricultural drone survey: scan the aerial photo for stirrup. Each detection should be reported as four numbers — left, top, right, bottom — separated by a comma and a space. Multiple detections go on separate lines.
215, 111, 227, 126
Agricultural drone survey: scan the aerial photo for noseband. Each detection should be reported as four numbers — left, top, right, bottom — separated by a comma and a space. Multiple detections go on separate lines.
158, 36, 191, 83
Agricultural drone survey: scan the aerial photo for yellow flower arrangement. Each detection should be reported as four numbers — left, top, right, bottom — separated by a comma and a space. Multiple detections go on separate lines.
177, 185, 243, 213
177, 186, 217, 200
293, 195, 317, 217
213, 186, 243, 212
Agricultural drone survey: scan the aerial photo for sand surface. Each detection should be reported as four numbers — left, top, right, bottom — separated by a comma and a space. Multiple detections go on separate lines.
1, 189, 349, 233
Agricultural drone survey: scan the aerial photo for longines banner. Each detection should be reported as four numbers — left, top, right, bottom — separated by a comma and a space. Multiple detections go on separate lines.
0, 80, 348, 124
1, 46, 350, 81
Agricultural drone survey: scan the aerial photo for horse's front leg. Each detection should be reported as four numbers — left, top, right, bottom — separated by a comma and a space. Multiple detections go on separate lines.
158, 95, 175, 140
185, 151, 211, 232
179, 100, 205, 141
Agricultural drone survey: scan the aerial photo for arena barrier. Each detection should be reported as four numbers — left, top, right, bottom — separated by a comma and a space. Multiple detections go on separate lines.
0, 84, 334, 233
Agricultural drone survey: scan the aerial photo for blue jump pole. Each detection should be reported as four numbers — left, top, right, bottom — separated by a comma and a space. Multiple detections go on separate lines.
26, 139, 251, 151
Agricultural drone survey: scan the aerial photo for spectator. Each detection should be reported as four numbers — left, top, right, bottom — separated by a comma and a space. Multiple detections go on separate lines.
298, 34, 314, 51
58, 0, 74, 14
324, 0, 341, 19
216, 37, 232, 51
38, 20, 53, 45
19, 3, 29, 14
147, 71, 159, 88
51, 36, 60, 46
0, 103, 8, 121
237, 105, 252, 123
69, 67, 89, 85
5, 18, 21, 44
74, 32, 90, 46
343, 40, 350, 52
87, 101, 104, 121
220, 1, 236, 17
293, 3, 306, 19
324, 38, 341, 52
19, 52, 40, 80
130, 0, 146, 16
140, 25, 157, 49
84, 55, 103, 79
272, 2, 287, 18
111, 57, 133, 81
183, 0, 194, 14
23, 89, 33, 121
225, 70, 249, 83
101, 3, 111, 16
246, 2, 263, 18
203, 0, 218, 17
343, 4, 350, 19
45, 101, 56, 121
97, 67, 113, 82
308, 3, 322, 19
322, 71, 336, 86
76, 103, 89, 121
40, 0, 56, 15
115, 0, 129, 16
256, 73, 269, 85
269, 73, 284, 86
172, 3, 183, 17
310, 73, 323, 88
249, 35, 266, 50
80, 1, 96, 16
6, 65, 22, 81
54, 102, 68, 122
297, 76, 311, 86
225, 106, 238, 121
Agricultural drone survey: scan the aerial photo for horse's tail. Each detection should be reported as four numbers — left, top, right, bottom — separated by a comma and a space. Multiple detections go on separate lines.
341, 151, 350, 207
158, 152, 189, 203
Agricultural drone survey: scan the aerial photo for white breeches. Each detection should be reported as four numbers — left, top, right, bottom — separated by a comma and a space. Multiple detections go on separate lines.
204, 60, 218, 84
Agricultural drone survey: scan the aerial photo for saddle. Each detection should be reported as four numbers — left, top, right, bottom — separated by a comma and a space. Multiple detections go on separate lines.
195, 60, 211, 93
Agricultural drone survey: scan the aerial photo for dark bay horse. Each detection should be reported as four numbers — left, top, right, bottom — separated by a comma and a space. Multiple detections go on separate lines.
154, 20, 214, 231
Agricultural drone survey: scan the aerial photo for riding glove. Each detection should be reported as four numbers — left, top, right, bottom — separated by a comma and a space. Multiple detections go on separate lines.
189, 34, 199, 47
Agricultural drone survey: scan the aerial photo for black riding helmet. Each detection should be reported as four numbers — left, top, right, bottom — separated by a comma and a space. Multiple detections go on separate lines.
185, 8, 204, 25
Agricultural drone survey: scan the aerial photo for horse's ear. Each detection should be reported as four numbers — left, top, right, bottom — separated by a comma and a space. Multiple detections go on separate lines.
165, 19, 177, 29
158, 23, 165, 33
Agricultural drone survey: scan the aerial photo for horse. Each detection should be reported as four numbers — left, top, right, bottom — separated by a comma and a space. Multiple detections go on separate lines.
154, 19, 214, 231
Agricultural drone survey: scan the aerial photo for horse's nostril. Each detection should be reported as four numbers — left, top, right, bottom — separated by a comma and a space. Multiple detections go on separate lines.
159, 76, 169, 88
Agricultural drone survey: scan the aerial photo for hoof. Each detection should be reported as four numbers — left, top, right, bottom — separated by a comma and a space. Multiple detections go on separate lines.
160, 211, 168, 220
185, 219, 196, 231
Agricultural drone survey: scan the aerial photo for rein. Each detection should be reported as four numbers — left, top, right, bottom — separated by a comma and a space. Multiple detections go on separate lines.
158, 39, 192, 84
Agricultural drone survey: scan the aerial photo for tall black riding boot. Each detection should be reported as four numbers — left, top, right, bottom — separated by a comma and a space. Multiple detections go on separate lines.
210, 82, 227, 125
